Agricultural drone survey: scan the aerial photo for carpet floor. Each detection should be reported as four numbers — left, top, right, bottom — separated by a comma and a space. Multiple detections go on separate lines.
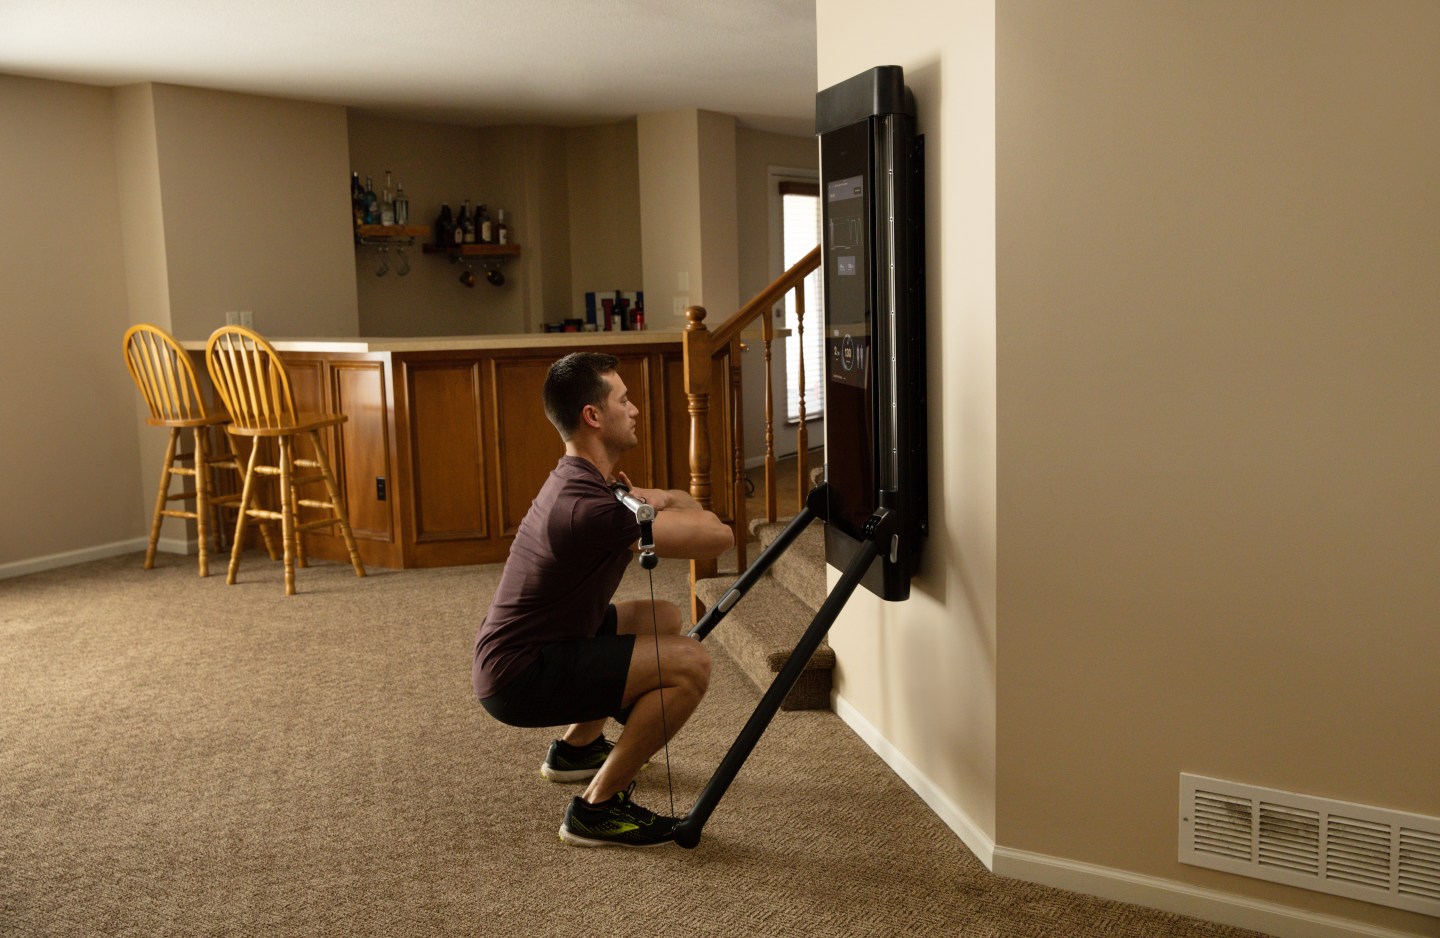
0, 550, 1265, 937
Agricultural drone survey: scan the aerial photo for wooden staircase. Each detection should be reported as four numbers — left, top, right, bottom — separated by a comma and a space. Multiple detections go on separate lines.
681, 246, 829, 707
695, 518, 831, 710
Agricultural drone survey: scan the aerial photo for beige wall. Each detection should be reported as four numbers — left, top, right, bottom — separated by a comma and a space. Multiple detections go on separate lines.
637, 109, 740, 332
347, 115, 547, 335
0, 75, 145, 566
148, 84, 358, 341
696, 110, 740, 327
819, 0, 1438, 934
637, 110, 705, 330
520, 125, 576, 329
567, 120, 644, 321
349, 115, 652, 334
818, 0, 1000, 844
996, 2, 1438, 933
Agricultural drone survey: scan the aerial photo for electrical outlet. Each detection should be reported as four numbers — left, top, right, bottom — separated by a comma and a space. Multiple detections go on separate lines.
376, 477, 387, 501
673, 295, 690, 316
224, 311, 255, 329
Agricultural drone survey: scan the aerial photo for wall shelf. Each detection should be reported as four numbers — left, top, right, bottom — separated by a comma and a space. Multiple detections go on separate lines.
421, 243, 522, 260
355, 224, 429, 246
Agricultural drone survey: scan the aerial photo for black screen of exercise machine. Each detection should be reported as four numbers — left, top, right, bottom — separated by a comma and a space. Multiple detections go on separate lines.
818, 65, 927, 601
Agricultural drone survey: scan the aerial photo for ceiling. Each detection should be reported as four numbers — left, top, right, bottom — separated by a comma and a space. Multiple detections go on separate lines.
0, 0, 819, 135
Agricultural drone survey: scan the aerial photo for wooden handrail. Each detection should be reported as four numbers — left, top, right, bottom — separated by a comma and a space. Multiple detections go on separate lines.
682, 245, 821, 621
709, 245, 821, 350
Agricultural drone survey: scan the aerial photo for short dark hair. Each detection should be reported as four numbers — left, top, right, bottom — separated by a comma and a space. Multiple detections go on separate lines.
543, 352, 619, 440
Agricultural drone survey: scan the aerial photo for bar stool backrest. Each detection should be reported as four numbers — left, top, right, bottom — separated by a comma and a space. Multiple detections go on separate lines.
123, 323, 211, 424
205, 326, 300, 431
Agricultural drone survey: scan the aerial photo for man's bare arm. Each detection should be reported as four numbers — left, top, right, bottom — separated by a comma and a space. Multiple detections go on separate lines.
648, 508, 733, 560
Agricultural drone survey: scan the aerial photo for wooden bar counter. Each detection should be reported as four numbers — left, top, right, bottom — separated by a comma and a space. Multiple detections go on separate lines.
190, 332, 734, 569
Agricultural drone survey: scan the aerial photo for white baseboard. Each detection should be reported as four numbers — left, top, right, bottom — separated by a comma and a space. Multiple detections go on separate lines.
0, 537, 188, 581
832, 693, 1415, 938
992, 847, 1426, 938
831, 692, 997, 868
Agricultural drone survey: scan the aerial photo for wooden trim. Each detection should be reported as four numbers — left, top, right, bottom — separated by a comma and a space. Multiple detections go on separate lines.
710, 245, 821, 350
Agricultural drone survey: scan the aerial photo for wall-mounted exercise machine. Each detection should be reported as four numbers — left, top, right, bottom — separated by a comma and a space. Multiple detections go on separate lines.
818, 65, 928, 602
613, 65, 927, 849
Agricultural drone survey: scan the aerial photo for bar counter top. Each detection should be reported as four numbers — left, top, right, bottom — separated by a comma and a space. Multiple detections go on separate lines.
181, 330, 682, 354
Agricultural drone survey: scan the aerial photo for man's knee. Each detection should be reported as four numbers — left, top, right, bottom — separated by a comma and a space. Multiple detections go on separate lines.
675, 639, 711, 693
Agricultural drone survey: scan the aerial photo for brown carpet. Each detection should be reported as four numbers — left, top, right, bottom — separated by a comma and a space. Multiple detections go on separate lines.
0, 550, 1266, 938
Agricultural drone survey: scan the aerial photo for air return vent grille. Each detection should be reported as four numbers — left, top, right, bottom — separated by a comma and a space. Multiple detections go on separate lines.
1180, 774, 1440, 917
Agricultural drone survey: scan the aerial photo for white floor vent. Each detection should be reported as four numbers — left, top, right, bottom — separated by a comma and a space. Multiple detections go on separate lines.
1180, 773, 1440, 917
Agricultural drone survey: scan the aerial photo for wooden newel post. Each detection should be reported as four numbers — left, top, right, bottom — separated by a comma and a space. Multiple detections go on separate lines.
682, 306, 716, 621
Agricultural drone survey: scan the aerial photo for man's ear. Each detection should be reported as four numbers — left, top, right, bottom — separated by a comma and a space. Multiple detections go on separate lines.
581, 403, 602, 429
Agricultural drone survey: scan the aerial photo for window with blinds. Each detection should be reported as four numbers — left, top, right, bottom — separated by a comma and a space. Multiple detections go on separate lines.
781, 181, 823, 424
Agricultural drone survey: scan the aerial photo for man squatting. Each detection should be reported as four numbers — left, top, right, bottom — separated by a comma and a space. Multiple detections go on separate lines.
472, 351, 733, 847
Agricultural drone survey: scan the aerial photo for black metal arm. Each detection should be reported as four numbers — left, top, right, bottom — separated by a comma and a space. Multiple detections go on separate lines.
611, 482, 658, 570
673, 504, 895, 849
688, 482, 830, 641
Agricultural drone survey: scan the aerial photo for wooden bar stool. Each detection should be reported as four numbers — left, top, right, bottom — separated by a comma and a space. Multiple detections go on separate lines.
204, 326, 366, 596
122, 323, 269, 576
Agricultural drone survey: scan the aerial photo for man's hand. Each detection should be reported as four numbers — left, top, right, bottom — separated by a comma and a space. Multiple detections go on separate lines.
615, 472, 701, 511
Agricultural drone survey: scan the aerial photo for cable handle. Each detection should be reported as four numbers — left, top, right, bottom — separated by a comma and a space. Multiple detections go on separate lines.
611, 482, 658, 569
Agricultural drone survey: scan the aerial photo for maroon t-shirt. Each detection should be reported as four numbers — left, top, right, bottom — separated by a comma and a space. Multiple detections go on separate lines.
472, 456, 641, 699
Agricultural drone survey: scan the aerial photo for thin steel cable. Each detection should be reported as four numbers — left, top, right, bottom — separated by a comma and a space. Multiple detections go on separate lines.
647, 566, 675, 818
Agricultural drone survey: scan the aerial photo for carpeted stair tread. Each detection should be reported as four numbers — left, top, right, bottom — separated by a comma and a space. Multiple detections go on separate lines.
695, 573, 832, 710
754, 520, 828, 612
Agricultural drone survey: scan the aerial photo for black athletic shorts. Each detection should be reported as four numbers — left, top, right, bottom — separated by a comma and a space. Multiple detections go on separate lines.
479, 605, 636, 729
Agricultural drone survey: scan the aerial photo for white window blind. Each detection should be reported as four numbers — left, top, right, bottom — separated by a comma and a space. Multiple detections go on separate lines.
782, 186, 823, 424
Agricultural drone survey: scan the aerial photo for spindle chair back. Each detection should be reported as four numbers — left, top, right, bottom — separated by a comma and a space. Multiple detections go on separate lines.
122, 323, 259, 576
204, 326, 366, 596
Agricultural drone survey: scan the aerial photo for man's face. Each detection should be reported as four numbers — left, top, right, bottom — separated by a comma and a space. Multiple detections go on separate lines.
597, 372, 639, 451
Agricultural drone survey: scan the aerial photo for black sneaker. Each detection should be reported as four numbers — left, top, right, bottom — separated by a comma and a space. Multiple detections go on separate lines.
540, 735, 614, 782
559, 783, 678, 848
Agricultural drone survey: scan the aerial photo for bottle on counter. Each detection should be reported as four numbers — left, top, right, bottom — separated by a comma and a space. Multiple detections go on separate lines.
495, 209, 509, 245
363, 176, 379, 225
394, 183, 409, 225
380, 171, 396, 226
458, 200, 474, 244
478, 204, 492, 244
434, 203, 454, 245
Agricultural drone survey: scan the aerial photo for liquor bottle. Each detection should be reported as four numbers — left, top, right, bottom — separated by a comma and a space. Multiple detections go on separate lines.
380, 170, 396, 226
495, 209, 509, 245
433, 203, 454, 245
351, 173, 365, 230
394, 183, 409, 225
363, 177, 378, 225
478, 204, 492, 244
458, 201, 474, 244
